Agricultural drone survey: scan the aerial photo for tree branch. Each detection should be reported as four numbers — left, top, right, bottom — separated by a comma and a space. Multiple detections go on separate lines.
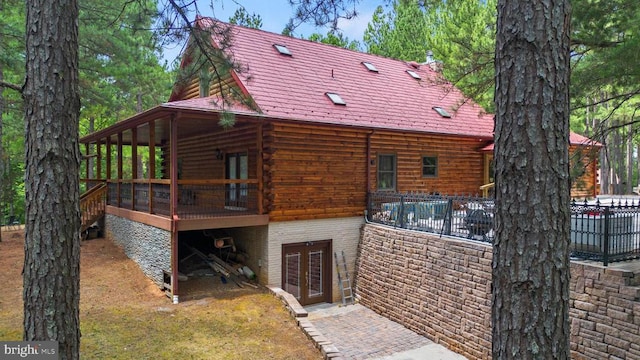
571, 38, 624, 48
0, 79, 23, 93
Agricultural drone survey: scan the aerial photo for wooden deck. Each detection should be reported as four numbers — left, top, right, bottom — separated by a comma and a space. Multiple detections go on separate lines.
104, 179, 267, 231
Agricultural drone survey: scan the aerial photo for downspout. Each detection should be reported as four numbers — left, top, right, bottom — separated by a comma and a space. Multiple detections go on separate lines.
366, 131, 374, 221
593, 151, 599, 198
170, 114, 180, 304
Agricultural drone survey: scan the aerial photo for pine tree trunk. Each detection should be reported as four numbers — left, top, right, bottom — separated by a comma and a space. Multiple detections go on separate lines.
493, 0, 572, 358
637, 145, 640, 192
601, 147, 609, 195
88, 117, 94, 181
626, 124, 633, 194
0, 54, 4, 243
612, 126, 622, 194
23, 0, 81, 359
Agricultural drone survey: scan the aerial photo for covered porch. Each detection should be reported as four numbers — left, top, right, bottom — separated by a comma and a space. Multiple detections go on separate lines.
79, 102, 269, 302
80, 102, 269, 230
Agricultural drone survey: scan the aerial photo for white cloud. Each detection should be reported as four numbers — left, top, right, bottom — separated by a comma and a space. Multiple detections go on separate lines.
337, 7, 376, 42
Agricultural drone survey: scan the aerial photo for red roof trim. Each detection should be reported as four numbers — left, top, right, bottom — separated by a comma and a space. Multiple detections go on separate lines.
480, 132, 603, 152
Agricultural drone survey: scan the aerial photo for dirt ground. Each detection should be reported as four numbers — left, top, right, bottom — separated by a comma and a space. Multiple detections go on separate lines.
0, 228, 322, 359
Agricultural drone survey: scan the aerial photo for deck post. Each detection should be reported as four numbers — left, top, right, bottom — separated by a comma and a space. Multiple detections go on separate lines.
171, 216, 179, 303
117, 132, 123, 207
170, 115, 179, 302
257, 123, 263, 214
131, 127, 138, 210
148, 120, 155, 214
84, 143, 90, 185
170, 115, 178, 217
96, 139, 102, 181
106, 137, 111, 181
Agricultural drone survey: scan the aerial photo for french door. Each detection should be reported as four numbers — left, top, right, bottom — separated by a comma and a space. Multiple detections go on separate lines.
282, 240, 332, 305
225, 152, 248, 208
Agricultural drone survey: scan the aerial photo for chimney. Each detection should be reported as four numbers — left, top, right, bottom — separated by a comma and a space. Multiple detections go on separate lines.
424, 50, 443, 73
426, 50, 435, 64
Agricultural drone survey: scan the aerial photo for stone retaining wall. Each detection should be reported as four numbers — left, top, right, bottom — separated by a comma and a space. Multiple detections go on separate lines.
104, 214, 171, 287
356, 223, 640, 359
570, 263, 640, 359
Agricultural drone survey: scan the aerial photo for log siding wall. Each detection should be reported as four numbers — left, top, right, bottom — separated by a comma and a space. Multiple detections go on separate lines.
157, 120, 493, 221
264, 123, 369, 222
369, 132, 488, 194
570, 146, 599, 198
161, 124, 259, 180
172, 67, 242, 101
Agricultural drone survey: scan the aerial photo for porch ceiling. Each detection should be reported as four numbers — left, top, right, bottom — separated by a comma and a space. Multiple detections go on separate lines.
80, 106, 255, 146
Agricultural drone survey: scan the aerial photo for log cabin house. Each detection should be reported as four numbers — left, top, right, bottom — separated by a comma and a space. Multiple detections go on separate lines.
79, 17, 600, 304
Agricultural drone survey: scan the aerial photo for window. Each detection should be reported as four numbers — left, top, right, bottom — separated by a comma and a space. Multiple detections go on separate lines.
326, 92, 346, 105
362, 61, 378, 72
273, 44, 292, 56
226, 152, 248, 208
422, 156, 438, 177
377, 154, 396, 190
406, 70, 421, 80
432, 106, 451, 118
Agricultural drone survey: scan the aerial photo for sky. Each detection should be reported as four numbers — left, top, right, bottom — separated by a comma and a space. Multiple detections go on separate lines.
162, 0, 381, 64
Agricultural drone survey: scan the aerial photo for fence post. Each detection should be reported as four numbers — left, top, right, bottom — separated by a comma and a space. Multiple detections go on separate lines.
444, 199, 453, 235
366, 192, 371, 222
399, 195, 405, 229
603, 207, 609, 266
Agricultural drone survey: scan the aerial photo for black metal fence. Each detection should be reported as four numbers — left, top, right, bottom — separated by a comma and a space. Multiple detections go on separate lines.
367, 192, 640, 266
367, 192, 495, 243
571, 198, 640, 265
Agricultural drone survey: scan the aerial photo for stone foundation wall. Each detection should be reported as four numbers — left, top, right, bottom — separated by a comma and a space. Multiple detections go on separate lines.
357, 223, 640, 360
105, 214, 171, 287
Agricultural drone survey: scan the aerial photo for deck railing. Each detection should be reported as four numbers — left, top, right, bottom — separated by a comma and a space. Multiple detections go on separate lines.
80, 182, 107, 232
367, 192, 640, 266
106, 179, 259, 218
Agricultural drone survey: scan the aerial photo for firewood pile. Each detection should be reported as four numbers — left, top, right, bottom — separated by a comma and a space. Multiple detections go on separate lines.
179, 230, 257, 289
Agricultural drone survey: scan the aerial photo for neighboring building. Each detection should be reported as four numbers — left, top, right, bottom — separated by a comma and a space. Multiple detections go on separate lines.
480, 132, 601, 198
79, 17, 600, 304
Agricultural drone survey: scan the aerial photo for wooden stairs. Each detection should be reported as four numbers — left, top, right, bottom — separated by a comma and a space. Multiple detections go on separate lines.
80, 183, 107, 234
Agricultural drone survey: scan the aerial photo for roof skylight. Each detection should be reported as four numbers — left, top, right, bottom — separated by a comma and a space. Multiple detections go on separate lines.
273, 44, 292, 56
326, 92, 346, 105
362, 62, 378, 72
432, 106, 451, 118
406, 70, 421, 80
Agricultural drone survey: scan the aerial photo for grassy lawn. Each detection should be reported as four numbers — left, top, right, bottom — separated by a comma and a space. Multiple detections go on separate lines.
0, 230, 322, 359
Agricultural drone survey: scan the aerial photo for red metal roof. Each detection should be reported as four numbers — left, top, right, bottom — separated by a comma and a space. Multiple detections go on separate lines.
568, 132, 602, 147
162, 95, 256, 114
171, 17, 495, 139
480, 132, 602, 152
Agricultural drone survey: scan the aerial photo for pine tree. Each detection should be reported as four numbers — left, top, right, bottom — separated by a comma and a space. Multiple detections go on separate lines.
308, 31, 361, 50
492, 0, 572, 357
229, 7, 263, 29
23, 0, 81, 358
363, 0, 430, 62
